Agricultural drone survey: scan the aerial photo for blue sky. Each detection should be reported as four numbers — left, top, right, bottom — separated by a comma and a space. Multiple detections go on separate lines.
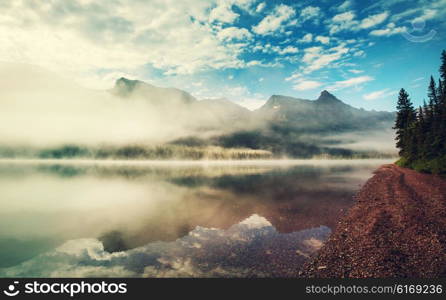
1, 0, 445, 111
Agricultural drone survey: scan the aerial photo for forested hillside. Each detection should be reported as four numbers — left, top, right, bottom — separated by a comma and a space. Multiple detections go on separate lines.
395, 50, 446, 173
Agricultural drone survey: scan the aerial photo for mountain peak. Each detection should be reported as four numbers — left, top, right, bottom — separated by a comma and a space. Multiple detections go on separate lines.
116, 77, 131, 83
317, 90, 339, 102
115, 77, 148, 90
113, 77, 142, 96
112, 77, 196, 103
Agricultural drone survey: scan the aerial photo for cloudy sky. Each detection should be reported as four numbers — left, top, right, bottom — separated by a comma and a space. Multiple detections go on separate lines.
1, 0, 445, 111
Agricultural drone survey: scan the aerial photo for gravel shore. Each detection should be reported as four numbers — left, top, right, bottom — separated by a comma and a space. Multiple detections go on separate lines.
301, 164, 446, 278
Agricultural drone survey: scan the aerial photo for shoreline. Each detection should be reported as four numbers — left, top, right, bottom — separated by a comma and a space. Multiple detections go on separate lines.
301, 164, 446, 278
0, 158, 395, 167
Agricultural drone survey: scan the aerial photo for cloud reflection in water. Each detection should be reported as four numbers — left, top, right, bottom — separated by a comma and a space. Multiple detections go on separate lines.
0, 215, 330, 278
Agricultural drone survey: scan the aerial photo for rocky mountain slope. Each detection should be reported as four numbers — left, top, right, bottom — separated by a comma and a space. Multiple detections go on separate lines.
108, 77, 396, 157
112, 78, 394, 133
255, 90, 394, 132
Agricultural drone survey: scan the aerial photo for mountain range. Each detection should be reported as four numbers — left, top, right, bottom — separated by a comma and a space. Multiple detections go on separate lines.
257, 91, 393, 132
0, 64, 396, 159
109, 77, 395, 158
112, 77, 394, 131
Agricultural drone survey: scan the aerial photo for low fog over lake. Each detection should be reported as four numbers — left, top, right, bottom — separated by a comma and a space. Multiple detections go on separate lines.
0, 61, 398, 278
0, 63, 396, 161
1, 0, 444, 280
0, 159, 391, 277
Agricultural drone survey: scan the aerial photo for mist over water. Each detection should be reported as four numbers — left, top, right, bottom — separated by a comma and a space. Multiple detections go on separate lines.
0, 64, 395, 276
0, 159, 391, 277
0, 63, 396, 161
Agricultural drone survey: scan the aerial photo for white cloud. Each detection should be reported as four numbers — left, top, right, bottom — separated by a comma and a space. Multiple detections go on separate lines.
359, 12, 389, 29
252, 43, 298, 56
391, 4, 442, 23
390, 7, 422, 22
0, 0, 258, 88
413, 8, 438, 23
300, 6, 321, 23
276, 45, 299, 55
329, 10, 389, 34
302, 47, 323, 63
217, 27, 253, 41
363, 88, 397, 100
315, 36, 330, 44
226, 85, 250, 97
252, 4, 295, 35
301, 44, 349, 73
293, 80, 322, 91
328, 75, 374, 90
337, 0, 352, 12
298, 33, 313, 43
353, 49, 365, 57
209, 2, 239, 23
370, 22, 407, 36
329, 11, 358, 34
285, 73, 302, 82
196, 82, 266, 110
333, 11, 355, 22
223, 86, 268, 110
349, 69, 364, 74
255, 2, 266, 13
235, 97, 267, 110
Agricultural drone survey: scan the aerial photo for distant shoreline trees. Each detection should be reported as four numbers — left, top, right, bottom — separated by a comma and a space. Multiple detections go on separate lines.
394, 50, 446, 173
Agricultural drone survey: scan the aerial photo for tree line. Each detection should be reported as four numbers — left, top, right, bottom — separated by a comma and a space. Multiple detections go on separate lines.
394, 50, 446, 173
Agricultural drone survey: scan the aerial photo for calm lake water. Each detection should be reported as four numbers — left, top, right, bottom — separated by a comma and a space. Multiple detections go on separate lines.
0, 159, 391, 277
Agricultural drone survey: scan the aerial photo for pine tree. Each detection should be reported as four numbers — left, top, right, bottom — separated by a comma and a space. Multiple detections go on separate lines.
394, 88, 416, 157
412, 106, 424, 159
439, 79, 445, 101
428, 76, 438, 106
440, 50, 446, 84
419, 102, 430, 159
425, 78, 438, 159
439, 51, 446, 156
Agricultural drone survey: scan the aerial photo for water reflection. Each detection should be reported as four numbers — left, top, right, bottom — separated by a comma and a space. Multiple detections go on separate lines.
1, 215, 330, 278
0, 159, 390, 276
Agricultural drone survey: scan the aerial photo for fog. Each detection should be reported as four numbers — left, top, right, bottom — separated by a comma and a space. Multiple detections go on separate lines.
0, 63, 238, 147
0, 159, 389, 271
0, 159, 391, 241
323, 130, 397, 154
0, 62, 396, 158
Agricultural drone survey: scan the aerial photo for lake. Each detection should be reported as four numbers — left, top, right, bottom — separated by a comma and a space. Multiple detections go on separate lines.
0, 159, 391, 277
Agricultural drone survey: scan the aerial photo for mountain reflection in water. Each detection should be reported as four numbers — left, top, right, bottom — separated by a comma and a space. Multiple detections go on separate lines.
0, 159, 390, 276
1, 215, 330, 277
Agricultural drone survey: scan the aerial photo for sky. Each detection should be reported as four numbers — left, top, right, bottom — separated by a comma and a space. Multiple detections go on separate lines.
0, 0, 445, 111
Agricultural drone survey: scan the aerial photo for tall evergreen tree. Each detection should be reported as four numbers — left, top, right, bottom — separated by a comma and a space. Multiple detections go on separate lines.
440, 50, 446, 84
439, 79, 445, 105
411, 106, 424, 159
425, 78, 438, 159
439, 51, 446, 156
394, 88, 415, 157
428, 76, 438, 106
